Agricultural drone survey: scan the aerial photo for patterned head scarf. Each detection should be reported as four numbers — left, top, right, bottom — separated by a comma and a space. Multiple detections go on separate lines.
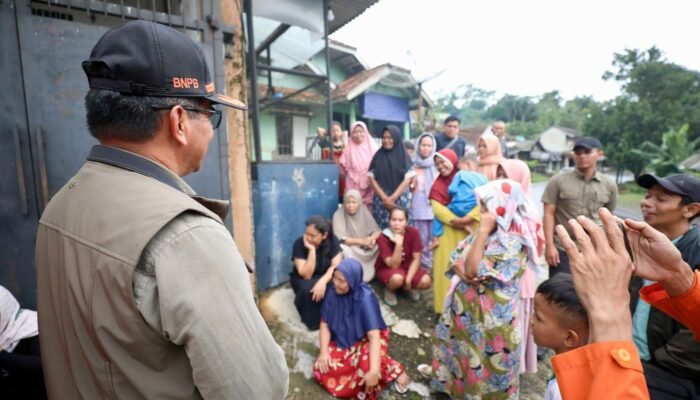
499, 159, 532, 195
475, 179, 541, 264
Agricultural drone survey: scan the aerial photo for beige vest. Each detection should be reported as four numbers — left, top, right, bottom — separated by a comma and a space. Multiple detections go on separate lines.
36, 161, 222, 400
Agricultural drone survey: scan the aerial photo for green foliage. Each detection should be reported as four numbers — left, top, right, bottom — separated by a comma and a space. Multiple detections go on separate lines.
431, 46, 700, 179
525, 159, 540, 171
433, 84, 494, 126
484, 95, 537, 123
632, 124, 699, 176
585, 47, 700, 178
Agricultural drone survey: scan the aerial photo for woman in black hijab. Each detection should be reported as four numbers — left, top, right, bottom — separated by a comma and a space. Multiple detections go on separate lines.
368, 125, 415, 228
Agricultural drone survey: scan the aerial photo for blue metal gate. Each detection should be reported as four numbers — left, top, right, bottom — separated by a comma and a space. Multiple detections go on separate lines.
253, 162, 339, 290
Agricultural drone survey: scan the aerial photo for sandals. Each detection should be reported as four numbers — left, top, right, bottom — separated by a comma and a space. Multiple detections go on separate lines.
383, 288, 398, 306
393, 378, 409, 394
417, 364, 432, 379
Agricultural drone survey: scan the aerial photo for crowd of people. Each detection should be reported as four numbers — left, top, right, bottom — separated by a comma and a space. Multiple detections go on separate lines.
292, 115, 700, 399
3, 19, 700, 400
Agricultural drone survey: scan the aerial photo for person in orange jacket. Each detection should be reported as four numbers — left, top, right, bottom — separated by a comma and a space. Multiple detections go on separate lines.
551, 208, 699, 400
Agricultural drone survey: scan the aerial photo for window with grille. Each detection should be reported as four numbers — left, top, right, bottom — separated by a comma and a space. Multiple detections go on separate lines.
275, 114, 293, 157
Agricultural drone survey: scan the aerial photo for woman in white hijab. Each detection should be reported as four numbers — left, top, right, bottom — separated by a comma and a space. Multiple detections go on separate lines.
332, 190, 381, 282
1, 285, 45, 399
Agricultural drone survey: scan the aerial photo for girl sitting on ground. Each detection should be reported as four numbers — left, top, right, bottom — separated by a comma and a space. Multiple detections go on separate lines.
374, 206, 432, 306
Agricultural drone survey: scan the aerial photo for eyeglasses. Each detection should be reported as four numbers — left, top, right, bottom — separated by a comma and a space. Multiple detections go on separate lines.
151, 104, 223, 129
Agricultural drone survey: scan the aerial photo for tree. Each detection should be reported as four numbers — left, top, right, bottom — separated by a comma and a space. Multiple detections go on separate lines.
485, 95, 537, 123
433, 84, 494, 126
633, 124, 699, 176
585, 47, 700, 177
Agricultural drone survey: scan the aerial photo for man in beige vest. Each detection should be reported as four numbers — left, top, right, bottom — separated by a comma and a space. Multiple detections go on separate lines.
34, 20, 288, 399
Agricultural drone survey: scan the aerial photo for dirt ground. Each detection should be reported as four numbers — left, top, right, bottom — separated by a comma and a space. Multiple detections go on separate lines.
259, 281, 552, 400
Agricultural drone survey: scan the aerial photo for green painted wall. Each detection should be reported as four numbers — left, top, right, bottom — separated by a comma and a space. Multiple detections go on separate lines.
309, 53, 348, 84
256, 72, 310, 90
259, 112, 277, 161
370, 83, 407, 98
349, 101, 357, 123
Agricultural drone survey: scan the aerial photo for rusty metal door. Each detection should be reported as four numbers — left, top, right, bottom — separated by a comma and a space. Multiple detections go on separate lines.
0, 0, 232, 308
0, 1, 42, 308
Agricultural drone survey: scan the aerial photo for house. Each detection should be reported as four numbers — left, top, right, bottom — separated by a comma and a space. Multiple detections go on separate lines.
680, 153, 700, 171
247, 0, 436, 290
531, 126, 580, 172
251, 17, 432, 161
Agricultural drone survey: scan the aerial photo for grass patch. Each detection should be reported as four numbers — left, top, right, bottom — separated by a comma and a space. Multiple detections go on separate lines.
618, 181, 645, 209
531, 172, 549, 183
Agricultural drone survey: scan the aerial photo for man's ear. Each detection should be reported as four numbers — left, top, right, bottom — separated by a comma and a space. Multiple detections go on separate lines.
168, 105, 188, 146
683, 202, 700, 219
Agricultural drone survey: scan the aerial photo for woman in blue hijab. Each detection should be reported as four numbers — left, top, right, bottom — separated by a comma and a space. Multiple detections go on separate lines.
313, 259, 410, 398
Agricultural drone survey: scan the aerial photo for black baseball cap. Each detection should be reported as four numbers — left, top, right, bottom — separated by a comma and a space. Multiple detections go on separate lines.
637, 173, 700, 203
573, 137, 603, 151
82, 20, 246, 110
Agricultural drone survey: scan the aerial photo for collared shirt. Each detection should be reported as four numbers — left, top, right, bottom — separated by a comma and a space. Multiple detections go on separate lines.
435, 132, 467, 158
541, 169, 618, 248
632, 229, 691, 361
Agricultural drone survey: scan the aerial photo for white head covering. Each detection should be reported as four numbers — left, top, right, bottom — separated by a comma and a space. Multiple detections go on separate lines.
1, 285, 39, 352
333, 190, 380, 239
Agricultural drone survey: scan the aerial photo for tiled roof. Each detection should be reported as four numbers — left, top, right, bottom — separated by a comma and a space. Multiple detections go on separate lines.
257, 85, 326, 106
331, 64, 388, 101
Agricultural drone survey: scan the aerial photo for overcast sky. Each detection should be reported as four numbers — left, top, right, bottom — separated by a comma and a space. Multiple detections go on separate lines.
331, 0, 700, 102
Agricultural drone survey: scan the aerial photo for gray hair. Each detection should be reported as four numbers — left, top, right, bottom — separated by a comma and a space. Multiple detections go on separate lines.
85, 88, 199, 142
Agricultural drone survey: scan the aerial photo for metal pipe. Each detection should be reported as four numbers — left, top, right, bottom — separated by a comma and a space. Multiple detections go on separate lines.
255, 23, 290, 56
13, 127, 28, 215
266, 47, 273, 95
323, 0, 333, 161
256, 64, 327, 80
35, 126, 49, 211
245, 0, 262, 163
260, 78, 325, 111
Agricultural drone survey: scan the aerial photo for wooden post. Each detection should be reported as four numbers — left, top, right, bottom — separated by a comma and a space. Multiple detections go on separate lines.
220, 0, 256, 275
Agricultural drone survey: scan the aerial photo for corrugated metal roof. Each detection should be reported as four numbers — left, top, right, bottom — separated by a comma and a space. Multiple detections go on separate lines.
329, 0, 380, 33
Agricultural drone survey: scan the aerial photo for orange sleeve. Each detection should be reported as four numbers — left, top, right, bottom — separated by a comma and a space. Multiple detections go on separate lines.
639, 271, 700, 340
552, 341, 649, 400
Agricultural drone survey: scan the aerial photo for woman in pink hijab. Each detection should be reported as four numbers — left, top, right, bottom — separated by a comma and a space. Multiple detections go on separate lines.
498, 158, 532, 195
339, 121, 379, 210
497, 158, 544, 375
476, 133, 503, 181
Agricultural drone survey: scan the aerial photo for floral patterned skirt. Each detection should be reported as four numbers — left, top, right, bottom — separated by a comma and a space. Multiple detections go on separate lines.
313, 329, 404, 399
431, 281, 522, 399
372, 191, 410, 229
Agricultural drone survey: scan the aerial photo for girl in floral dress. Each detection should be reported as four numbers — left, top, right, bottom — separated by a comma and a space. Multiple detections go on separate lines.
430, 179, 541, 399
314, 259, 410, 399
